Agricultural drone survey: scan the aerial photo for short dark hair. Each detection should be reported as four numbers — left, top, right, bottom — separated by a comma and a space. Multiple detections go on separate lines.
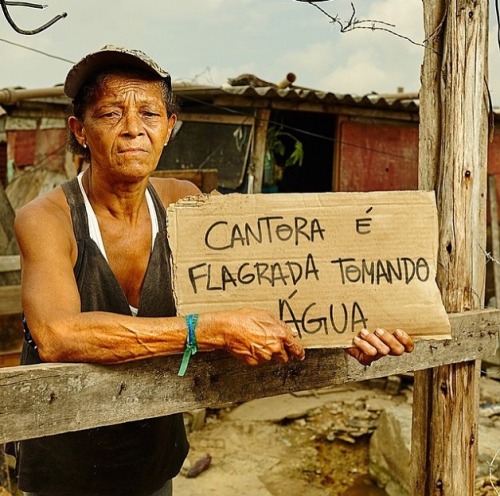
67, 66, 179, 161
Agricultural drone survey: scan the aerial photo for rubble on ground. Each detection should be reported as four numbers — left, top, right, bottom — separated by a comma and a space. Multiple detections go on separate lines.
179, 375, 500, 496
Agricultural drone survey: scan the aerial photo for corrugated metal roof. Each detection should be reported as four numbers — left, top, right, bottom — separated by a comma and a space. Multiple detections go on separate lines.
0, 80, 419, 113
175, 83, 420, 113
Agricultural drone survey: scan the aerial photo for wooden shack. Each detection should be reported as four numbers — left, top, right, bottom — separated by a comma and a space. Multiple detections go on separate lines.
1, 75, 499, 364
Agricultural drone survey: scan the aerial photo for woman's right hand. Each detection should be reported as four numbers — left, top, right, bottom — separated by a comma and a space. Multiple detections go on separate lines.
205, 308, 305, 366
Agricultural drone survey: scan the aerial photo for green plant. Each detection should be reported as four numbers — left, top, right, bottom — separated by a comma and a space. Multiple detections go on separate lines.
264, 126, 304, 186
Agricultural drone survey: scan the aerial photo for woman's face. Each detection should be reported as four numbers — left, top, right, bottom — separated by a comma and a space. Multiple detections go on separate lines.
71, 73, 176, 180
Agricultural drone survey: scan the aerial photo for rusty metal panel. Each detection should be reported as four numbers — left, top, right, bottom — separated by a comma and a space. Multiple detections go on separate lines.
35, 128, 67, 172
7, 130, 36, 168
0, 143, 6, 187
338, 119, 419, 192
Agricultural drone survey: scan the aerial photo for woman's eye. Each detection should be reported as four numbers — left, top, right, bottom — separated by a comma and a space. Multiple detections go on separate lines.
97, 110, 120, 119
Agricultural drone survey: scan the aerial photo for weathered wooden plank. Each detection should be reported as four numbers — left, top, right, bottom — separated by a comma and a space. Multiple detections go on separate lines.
0, 184, 19, 269
178, 113, 254, 126
0, 255, 20, 273
0, 286, 21, 316
0, 348, 22, 368
412, 1, 446, 492
0, 309, 497, 444
250, 108, 270, 193
412, 1, 489, 495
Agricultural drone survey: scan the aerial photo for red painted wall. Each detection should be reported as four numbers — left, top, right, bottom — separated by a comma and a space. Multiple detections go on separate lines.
7, 130, 36, 168
7, 128, 66, 173
338, 119, 419, 192
34, 128, 67, 172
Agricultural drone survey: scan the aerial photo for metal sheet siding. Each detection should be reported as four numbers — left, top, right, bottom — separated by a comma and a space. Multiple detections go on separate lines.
7, 130, 36, 168
34, 128, 67, 172
0, 143, 6, 187
338, 119, 419, 192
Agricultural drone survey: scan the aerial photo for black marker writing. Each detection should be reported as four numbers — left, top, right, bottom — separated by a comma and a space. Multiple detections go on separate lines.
330, 256, 430, 285
279, 291, 368, 339
204, 216, 326, 251
356, 207, 373, 235
188, 254, 320, 294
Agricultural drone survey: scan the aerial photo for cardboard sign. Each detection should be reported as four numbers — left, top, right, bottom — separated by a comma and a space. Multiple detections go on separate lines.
167, 191, 451, 348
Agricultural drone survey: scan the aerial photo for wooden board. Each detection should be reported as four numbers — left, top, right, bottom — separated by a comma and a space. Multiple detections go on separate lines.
0, 255, 20, 273
0, 309, 497, 444
0, 285, 21, 316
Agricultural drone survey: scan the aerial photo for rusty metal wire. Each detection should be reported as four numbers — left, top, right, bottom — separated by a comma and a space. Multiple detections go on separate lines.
0, 0, 66, 35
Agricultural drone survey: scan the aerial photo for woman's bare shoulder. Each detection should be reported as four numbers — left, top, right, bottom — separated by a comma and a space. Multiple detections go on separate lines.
14, 186, 74, 248
150, 176, 201, 208
16, 186, 69, 222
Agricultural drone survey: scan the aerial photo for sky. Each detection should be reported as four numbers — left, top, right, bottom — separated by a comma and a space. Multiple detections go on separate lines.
1, 0, 500, 104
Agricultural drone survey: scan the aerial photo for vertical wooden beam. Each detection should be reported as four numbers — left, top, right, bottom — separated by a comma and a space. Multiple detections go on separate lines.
412, 1, 488, 495
488, 174, 500, 306
0, 182, 19, 286
418, 1, 444, 193
412, 5, 446, 490
250, 108, 270, 194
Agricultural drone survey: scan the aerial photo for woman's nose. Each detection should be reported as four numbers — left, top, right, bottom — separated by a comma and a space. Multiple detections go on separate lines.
122, 110, 143, 136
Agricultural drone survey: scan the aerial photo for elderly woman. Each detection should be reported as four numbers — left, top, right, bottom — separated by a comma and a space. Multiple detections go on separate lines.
14, 46, 414, 496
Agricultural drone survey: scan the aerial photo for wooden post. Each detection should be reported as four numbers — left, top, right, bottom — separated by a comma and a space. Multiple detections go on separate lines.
0, 183, 19, 276
250, 108, 270, 193
488, 174, 500, 306
412, 1, 489, 495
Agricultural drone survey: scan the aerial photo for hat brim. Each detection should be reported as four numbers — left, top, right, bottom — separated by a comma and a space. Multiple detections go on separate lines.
64, 49, 170, 99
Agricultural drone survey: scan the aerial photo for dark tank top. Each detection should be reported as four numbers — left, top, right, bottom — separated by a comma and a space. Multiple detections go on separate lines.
17, 177, 189, 496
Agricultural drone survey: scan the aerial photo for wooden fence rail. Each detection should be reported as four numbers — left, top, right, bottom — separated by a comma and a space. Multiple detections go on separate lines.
0, 255, 22, 370
0, 309, 498, 444
0, 255, 21, 317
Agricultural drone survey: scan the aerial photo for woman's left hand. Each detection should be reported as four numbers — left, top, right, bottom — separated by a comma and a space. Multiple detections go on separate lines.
345, 328, 414, 366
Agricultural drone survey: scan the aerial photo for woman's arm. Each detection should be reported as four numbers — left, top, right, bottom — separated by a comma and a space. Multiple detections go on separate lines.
15, 192, 304, 365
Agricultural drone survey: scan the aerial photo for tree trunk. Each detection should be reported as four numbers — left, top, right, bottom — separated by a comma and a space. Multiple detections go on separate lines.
411, 1, 488, 495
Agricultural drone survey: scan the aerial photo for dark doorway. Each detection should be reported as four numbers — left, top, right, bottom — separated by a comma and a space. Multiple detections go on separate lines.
272, 110, 335, 193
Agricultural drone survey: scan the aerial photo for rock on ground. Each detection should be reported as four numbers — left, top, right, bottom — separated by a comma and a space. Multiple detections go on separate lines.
368, 376, 500, 496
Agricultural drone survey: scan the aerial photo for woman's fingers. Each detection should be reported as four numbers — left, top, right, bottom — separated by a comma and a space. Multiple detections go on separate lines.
373, 328, 404, 355
352, 334, 379, 360
348, 328, 415, 366
344, 346, 373, 366
282, 335, 306, 362
394, 329, 415, 352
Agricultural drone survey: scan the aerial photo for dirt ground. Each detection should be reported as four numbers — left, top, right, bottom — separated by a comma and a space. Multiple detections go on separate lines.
3, 377, 499, 496
175, 382, 392, 496
174, 377, 500, 496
